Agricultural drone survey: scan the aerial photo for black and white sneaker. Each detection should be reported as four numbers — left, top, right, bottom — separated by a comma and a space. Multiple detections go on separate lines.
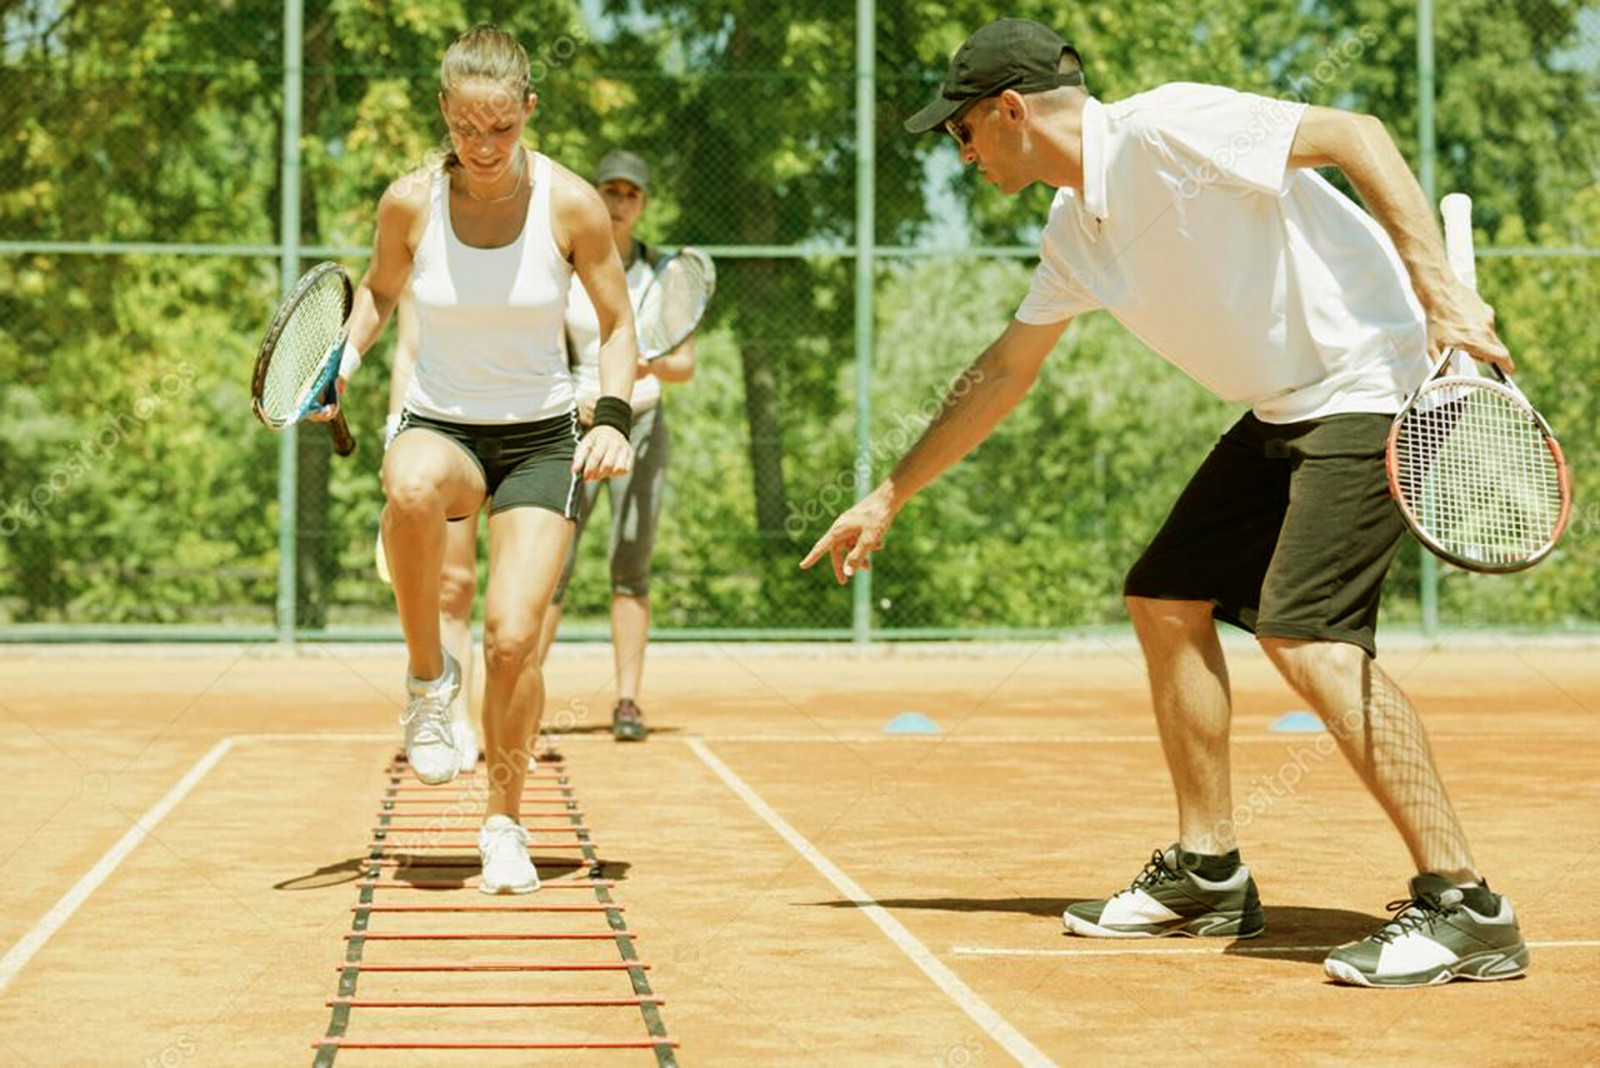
1323, 875, 1528, 987
1064, 845, 1265, 939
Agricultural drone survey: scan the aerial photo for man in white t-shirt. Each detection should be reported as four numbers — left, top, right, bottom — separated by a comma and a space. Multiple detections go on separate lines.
801, 18, 1528, 988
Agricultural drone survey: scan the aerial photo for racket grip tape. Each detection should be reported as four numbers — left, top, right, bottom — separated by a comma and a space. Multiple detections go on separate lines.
327, 414, 357, 457
317, 373, 358, 456
1440, 193, 1477, 290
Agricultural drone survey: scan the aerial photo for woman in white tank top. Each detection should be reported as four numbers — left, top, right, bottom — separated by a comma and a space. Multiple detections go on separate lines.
312, 25, 639, 895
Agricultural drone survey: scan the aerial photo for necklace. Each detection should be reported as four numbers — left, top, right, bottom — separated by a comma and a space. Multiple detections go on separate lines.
461, 150, 527, 204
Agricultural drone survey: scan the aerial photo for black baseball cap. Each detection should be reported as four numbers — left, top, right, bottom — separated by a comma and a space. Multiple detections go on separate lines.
905, 18, 1084, 134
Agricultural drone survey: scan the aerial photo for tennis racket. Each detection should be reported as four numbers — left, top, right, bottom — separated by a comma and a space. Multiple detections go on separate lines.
635, 246, 715, 361
1385, 194, 1571, 572
250, 261, 357, 456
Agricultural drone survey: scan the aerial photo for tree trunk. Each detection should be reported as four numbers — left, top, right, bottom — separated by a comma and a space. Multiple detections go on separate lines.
726, 19, 789, 540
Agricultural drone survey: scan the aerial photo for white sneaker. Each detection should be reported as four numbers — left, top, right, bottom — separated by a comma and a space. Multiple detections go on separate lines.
453, 715, 479, 776
478, 815, 540, 894
401, 653, 461, 785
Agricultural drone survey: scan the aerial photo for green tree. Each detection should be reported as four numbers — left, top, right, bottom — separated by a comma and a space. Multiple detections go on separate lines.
1, 0, 1595, 632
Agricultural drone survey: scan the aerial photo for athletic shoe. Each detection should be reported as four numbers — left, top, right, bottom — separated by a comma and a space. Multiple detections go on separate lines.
401, 652, 461, 785
453, 714, 479, 776
612, 698, 648, 742
478, 815, 540, 895
1323, 874, 1528, 987
1063, 845, 1265, 938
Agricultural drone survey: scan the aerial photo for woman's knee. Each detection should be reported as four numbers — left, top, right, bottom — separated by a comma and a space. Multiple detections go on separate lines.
384, 467, 447, 518
439, 559, 477, 621
482, 618, 541, 675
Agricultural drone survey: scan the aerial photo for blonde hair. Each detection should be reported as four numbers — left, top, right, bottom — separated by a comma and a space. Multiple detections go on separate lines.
438, 24, 532, 170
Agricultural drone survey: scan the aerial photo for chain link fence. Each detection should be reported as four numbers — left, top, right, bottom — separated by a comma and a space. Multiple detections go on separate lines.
2, 0, 1597, 638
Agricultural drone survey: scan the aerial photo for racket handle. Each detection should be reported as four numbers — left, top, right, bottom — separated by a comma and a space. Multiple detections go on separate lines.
328, 413, 357, 457
1440, 192, 1477, 290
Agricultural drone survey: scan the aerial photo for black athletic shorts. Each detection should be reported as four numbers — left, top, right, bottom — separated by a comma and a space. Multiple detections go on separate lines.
1123, 411, 1406, 656
396, 410, 582, 521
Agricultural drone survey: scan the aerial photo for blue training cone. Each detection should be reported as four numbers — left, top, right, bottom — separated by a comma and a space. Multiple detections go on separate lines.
1271, 710, 1324, 733
884, 711, 941, 735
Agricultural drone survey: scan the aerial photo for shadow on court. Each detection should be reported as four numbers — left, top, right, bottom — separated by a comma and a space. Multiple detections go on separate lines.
542, 723, 684, 738
1223, 905, 1385, 962
810, 895, 1081, 918
809, 896, 1383, 967
274, 855, 633, 890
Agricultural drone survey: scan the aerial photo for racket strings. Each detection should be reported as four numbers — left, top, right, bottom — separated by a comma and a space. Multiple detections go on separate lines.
261, 273, 348, 421
637, 253, 713, 358
1394, 382, 1565, 565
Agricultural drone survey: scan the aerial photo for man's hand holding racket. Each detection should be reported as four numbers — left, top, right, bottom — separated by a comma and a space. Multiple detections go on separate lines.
800, 484, 898, 584
1384, 192, 1572, 573
1425, 278, 1513, 375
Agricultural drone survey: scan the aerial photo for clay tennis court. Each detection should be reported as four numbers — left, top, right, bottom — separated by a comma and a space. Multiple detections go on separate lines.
1, 640, 1597, 1065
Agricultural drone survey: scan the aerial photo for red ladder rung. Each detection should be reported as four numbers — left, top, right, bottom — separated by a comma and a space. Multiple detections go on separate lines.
385, 785, 570, 794
369, 842, 591, 850
346, 932, 637, 941
378, 801, 581, 809
353, 904, 621, 912
313, 1036, 676, 1050
356, 879, 613, 890
370, 825, 587, 833
326, 996, 664, 1008
334, 960, 649, 972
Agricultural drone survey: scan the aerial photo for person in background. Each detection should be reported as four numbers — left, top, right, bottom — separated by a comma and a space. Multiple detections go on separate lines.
539, 150, 697, 743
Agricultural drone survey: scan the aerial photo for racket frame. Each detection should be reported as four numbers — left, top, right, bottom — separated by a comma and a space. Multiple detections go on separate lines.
251, 261, 357, 456
1383, 193, 1572, 573
1385, 351, 1572, 572
635, 246, 715, 362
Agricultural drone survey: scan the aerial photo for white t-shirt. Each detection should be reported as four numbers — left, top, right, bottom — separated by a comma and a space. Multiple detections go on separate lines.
1016, 83, 1430, 423
565, 250, 662, 412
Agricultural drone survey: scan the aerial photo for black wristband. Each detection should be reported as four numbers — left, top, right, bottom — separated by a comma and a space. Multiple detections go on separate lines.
590, 395, 633, 437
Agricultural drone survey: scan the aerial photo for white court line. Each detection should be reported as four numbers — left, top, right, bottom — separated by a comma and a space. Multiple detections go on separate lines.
952, 940, 1600, 958
686, 737, 1056, 1068
0, 732, 395, 995
0, 738, 237, 994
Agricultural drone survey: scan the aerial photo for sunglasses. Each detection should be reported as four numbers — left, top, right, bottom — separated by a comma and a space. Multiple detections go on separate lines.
944, 99, 995, 149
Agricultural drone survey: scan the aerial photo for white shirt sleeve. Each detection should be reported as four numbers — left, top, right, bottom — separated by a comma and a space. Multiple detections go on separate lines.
1016, 226, 1101, 324
1131, 83, 1307, 197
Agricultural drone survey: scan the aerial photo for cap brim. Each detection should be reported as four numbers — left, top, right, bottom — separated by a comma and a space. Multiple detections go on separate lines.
594, 171, 647, 190
903, 93, 965, 134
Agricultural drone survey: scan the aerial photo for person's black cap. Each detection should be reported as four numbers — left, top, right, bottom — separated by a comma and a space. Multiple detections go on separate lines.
905, 18, 1084, 134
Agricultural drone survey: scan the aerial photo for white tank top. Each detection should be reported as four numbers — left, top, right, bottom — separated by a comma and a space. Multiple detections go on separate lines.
405, 151, 575, 423
565, 251, 662, 412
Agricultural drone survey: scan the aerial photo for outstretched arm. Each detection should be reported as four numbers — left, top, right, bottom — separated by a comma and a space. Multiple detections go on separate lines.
1288, 106, 1510, 371
799, 316, 1071, 583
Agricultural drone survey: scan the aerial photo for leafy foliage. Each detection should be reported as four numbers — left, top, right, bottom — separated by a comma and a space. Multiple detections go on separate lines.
1, 0, 1596, 632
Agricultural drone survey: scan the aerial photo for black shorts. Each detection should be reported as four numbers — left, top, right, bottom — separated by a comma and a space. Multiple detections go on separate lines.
396, 410, 582, 521
1123, 412, 1406, 656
